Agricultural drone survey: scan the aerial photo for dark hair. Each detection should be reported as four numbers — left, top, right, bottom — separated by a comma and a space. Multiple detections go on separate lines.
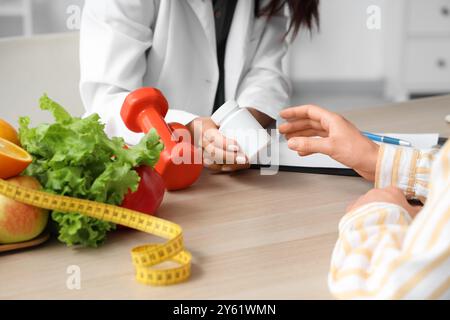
256, 0, 320, 37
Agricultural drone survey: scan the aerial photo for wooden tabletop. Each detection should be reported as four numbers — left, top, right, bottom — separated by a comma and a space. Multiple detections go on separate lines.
0, 95, 449, 300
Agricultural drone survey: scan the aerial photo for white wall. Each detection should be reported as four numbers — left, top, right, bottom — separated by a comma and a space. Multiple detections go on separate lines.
2, 0, 389, 84
0, 33, 83, 128
32, 0, 83, 33
289, 0, 387, 82
0, 0, 84, 36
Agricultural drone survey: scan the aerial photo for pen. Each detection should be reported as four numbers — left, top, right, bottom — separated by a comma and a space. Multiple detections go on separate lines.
362, 132, 412, 147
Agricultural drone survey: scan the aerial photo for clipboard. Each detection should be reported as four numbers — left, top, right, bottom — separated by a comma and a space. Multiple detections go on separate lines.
251, 135, 447, 177
251, 164, 360, 177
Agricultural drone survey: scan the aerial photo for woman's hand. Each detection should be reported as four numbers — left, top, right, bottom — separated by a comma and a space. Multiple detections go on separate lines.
347, 186, 422, 218
278, 105, 379, 181
187, 117, 250, 172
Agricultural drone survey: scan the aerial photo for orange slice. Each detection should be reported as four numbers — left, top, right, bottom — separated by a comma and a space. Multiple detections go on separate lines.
0, 119, 20, 146
0, 137, 32, 179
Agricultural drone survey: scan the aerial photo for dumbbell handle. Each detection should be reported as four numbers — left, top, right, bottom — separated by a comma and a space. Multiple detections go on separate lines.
136, 108, 177, 148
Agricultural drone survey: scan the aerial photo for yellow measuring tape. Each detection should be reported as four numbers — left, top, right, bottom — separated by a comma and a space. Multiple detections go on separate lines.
0, 178, 191, 286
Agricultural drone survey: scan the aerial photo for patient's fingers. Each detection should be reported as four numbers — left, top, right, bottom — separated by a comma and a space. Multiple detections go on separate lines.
280, 105, 335, 124
346, 199, 358, 212
287, 136, 333, 157
285, 129, 328, 139
279, 119, 324, 134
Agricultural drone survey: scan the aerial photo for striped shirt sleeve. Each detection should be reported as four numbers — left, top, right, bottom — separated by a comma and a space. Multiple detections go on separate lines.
328, 142, 450, 300
375, 144, 439, 202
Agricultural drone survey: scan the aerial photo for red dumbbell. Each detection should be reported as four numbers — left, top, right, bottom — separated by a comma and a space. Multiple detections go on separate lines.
121, 88, 203, 191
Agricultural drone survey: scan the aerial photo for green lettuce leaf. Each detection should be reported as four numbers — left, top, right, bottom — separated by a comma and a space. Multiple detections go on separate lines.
19, 95, 163, 247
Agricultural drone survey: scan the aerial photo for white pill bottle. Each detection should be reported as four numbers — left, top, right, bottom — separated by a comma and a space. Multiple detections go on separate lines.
211, 100, 271, 163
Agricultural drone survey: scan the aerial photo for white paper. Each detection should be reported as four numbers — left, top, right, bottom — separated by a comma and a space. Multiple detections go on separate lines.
378, 133, 439, 149
256, 133, 439, 169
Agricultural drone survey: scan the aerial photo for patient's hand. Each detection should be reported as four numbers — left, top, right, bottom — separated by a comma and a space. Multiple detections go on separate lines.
347, 187, 422, 218
278, 105, 379, 181
187, 117, 249, 172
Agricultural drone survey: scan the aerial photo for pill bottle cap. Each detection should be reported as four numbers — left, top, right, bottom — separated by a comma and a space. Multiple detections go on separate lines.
211, 100, 239, 126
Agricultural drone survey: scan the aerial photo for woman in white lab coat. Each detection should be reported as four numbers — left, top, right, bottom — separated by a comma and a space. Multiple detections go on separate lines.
80, 0, 319, 171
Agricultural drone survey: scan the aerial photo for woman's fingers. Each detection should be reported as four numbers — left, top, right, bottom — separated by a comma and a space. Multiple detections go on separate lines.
204, 128, 240, 152
280, 104, 333, 121
203, 157, 222, 171
278, 118, 324, 134
221, 163, 251, 172
279, 105, 336, 134
287, 136, 333, 157
285, 129, 328, 139
204, 163, 250, 172
188, 117, 250, 172
203, 153, 250, 172
202, 127, 248, 166
204, 143, 247, 165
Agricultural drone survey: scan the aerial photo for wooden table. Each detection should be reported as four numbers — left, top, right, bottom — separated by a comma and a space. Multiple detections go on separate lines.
1, 96, 449, 299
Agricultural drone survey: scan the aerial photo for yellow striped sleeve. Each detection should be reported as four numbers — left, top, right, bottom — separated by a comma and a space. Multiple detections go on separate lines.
329, 202, 412, 299
375, 144, 439, 201
329, 141, 450, 300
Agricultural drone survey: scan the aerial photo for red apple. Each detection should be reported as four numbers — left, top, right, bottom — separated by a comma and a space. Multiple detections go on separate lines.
0, 176, 49, 244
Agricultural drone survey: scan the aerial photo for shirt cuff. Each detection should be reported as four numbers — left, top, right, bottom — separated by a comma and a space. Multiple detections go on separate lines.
374, 144, 435, 200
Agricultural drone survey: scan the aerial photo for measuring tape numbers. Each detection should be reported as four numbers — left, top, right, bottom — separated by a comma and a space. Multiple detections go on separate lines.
0, 178, 192, 286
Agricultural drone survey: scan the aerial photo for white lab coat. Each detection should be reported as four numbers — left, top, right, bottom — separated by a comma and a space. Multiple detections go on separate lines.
80, 0, 291, 145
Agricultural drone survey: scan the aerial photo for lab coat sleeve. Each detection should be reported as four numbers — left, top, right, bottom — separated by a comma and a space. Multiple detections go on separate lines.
79, 0, 199, 145
164, 109, 200, 126
236, 11, 291, 121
